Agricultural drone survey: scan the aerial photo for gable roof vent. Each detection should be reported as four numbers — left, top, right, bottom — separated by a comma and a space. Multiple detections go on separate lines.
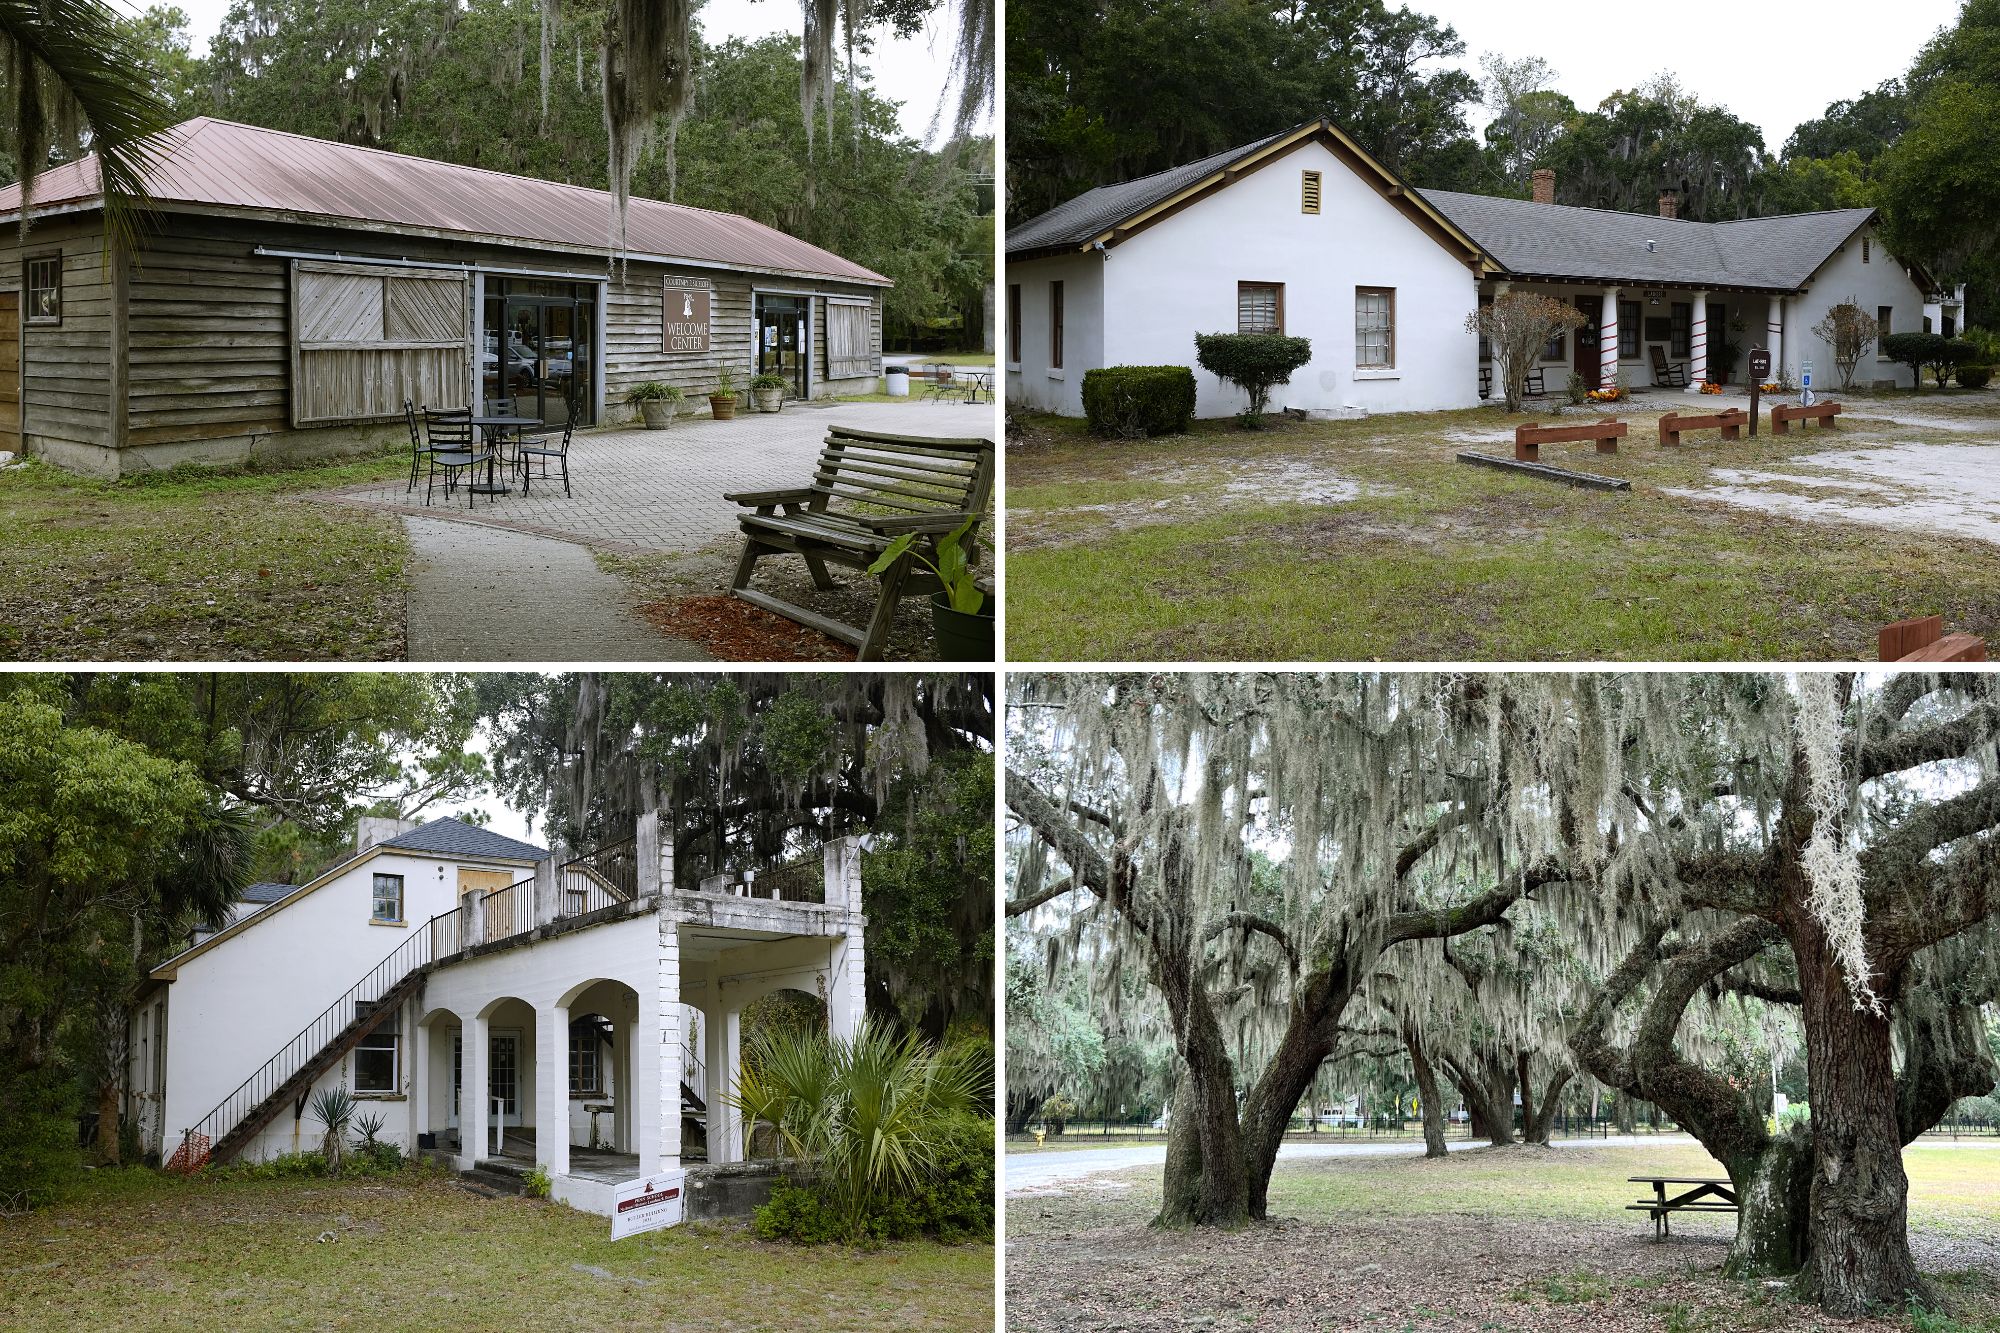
1301, 170, 1322, 215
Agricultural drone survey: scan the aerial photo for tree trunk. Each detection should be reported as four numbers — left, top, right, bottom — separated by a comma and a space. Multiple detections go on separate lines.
1794, 923, 1928, 1314
1154, 1017, 1250, 1227
1005, 1091, 1044, 1136
1525, 1067, 1571, 1146
1406, 1023, 1448, 1159
1517, 1053, 1536, 1145
1723, 1129, 1815, 1279
1615, 1095, 1635, 1133
96, 1079, 122, 1166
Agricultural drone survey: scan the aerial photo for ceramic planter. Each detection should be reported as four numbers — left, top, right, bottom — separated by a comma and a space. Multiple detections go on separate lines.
639, 401, 674, 429
753, 387, 783, 413
709, 394, 738, 421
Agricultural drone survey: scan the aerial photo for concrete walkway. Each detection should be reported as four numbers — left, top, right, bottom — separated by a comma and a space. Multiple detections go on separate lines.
402, 516, 707, 661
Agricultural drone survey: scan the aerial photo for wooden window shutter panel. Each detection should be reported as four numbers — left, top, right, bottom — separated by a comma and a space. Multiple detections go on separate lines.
1302, 171, 1322, 215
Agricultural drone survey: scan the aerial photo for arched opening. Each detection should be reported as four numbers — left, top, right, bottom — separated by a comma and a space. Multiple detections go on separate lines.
466, 995, 535, 1163
555, 978, 641, 1168
415, 1007, 461, 1155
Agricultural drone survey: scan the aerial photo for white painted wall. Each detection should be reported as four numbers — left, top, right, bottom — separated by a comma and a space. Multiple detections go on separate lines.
1794, 223, 1932, 390
1004, 251, 1104, 416
1098, 140, 1482, 417
157, 849, 531, 1160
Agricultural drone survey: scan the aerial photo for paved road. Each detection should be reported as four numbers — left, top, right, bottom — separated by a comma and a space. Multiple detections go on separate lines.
1005, 1133, 2000, 1194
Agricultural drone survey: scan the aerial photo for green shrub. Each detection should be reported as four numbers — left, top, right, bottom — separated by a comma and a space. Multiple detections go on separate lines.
523, 1164, 552, 1199
1080, 366, 1196, 437
1957, 363, 1995, 390
1882, 331, 1943, 385
1960, 326, 2000, 363
753, 1114, 994, 1244
210, 1151, 330, 1181
1192, 333, 1313, 427
0, 1067, 82, 1208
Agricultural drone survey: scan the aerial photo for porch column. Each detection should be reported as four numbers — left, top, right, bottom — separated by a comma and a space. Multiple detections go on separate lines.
657, 918, 684, 1172
1688, 292, 1710, 390
1769, 297, 1786, 382
703, 993, 728, 1162
461, 1014, 489, 1170
410, 1015, 430, 1151
537, 1002, 569, 1177
826, 837, 866, 1044
1599, 287, 1621, 390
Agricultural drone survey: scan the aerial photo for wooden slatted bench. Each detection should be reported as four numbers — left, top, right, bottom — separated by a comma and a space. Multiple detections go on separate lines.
1879, 615, 1987, 662
1771, 401, 1841, 434
725, 427, 995, 661
1658, 408, 1746, 446
1628, 1176, 1738, 1240
1515, 418, 1627, 460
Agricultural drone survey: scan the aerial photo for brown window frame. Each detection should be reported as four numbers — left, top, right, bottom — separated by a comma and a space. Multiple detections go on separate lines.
1669, 302, 1692, 358
24, 254, 61, 325
1301, 170, 1322, 215
1355, 286, 1396, 370
1007, 283, 1022, 365
569, 1024, 604, 1098
1049, 281, 1065, 370
1237, 282, 1284, 335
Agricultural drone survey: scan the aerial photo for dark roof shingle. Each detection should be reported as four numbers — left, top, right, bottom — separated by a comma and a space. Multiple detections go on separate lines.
378, 816, 546, 863
1006, 128, 1293, 255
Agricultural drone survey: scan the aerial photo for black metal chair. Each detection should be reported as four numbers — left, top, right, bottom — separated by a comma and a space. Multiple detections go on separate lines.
404, 399, 436, 493
1479, 366, 1492, 400
422, 408, 486, 509
516, 404, 576, 498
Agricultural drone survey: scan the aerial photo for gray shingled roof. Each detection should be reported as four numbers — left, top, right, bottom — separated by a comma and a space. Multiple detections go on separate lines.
379, 816, 546, 862
1419, 190, 1874, 291
241, 881, 295, 904
1006, 128, 1294, 256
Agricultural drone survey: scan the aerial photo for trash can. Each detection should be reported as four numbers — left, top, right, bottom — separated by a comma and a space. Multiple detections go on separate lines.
885, 366, 910, 397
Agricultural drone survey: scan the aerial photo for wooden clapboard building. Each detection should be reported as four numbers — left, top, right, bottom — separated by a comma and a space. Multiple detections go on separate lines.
0, 119, 889, 476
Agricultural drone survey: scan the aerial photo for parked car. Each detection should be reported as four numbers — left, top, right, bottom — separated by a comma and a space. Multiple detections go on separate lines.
1313, 1110, 1366, 1128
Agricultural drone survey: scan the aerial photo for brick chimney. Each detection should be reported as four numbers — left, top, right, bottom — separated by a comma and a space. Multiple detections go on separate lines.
1658, 189, 1678, 220
1531, 168, 1555, 205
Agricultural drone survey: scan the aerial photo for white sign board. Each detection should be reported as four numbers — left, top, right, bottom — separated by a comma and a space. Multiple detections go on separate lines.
611, 1169, 687, 1239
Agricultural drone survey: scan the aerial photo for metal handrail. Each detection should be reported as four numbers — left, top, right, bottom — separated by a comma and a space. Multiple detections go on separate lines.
181, 923, 435, 1162
561, 834, 639, 903
480, 876, 535, 942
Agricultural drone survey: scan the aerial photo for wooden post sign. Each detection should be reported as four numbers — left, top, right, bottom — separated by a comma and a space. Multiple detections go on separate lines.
1748, 348, 1771, 437
611, 1169, 687, 1240
663, 278, 711, 354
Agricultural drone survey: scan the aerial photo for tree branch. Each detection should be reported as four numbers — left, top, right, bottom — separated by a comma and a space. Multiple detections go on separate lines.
1203, 912, 1299, 982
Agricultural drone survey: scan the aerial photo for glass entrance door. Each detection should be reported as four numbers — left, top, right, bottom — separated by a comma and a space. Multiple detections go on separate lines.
481, 283, 595, 427
756, 294, 809, 398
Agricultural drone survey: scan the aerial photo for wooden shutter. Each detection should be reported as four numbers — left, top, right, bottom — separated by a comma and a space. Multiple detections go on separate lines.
826, 298, 875, 379
291, 261, 470, 426
1302, 171, 1322, 215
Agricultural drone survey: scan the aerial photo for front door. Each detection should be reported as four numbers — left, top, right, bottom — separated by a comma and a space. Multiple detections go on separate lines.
1574, 295, 1602, 385
450, 1031, 524, 1133
487, 293, 594, 427
756, 294, 809, 398
0, 291, 19, 454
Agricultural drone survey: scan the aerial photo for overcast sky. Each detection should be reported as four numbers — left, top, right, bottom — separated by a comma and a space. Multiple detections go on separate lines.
1421, 0, 1962, 153
159, 0, 986, 144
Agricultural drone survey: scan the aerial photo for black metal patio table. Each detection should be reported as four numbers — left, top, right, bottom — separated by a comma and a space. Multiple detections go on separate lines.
960, 369, 993, 404
464, 414, 541, 496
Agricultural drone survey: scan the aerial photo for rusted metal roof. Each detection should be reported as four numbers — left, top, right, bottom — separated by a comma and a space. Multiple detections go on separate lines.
0, 118, 890, 286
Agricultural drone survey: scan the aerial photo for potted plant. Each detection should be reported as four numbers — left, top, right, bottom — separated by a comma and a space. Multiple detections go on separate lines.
749, 373, 787, 413
1711, 336, 1743, 384
626, 381, 682, 429
867, 516, 992, 660
709, 367, 740, 420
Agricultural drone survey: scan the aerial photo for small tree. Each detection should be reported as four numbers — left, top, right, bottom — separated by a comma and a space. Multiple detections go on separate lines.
1192, 333, 1312, 427
1882, 331, 1944, 388
1466, 292, 1586, 411
1812, 302, 1879, 389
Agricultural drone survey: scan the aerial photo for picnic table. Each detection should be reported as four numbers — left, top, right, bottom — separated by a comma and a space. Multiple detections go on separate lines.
464, 413, 541, 497
1628, 1175, 1738, 1239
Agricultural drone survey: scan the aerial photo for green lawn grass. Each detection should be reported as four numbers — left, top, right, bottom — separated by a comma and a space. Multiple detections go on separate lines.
0, 1167, 993, 1332
1005, 396, 2000, 661
0, 453, 409, 661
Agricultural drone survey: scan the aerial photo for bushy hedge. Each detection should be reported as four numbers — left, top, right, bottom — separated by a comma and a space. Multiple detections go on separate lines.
1959, 364, 1995, 389
1881, 332, 1975, 387
753, 1113, 995, 1245
1080, 366, 1196, 437
1192, 332, 1313, 427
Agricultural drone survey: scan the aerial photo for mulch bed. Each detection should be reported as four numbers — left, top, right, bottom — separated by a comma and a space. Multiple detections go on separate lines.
638, 594, 856, 661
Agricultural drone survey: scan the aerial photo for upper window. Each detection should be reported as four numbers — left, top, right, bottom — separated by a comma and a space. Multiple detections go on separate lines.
25, 256, 61, 324
1007, 284, 1022, 365
355, 1015, 398, 1093
570, 1024, 604, 1097
371, 873, 404, 923
1301, 170, 1322, 215
1355, 287, 1395, 369
1878, 306, 1893, 339
1862, 237, 1872, 263
1049, 281, 1065, 370
1238, 282, 1283, 335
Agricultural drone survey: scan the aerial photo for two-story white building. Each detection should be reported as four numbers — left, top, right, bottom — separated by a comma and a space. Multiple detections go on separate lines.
1005, 119, 1955, 420
126, 810, 865, 1221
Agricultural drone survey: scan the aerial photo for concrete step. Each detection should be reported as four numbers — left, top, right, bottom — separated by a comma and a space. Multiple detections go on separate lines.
461, 1162, 528, 1195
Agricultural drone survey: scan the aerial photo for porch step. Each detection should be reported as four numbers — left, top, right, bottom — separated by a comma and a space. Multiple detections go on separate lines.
460, 1161, 529, 1196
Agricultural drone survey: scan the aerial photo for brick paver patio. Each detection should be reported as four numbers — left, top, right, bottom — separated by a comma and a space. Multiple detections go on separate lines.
324, 399, 995, 555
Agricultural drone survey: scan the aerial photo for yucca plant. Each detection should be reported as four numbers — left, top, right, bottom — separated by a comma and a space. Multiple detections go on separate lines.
310, 1084, 357, 1176
726, 1019, 985, 1239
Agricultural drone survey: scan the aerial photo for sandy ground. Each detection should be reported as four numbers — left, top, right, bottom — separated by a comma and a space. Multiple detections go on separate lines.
1664, 440, 2000, 543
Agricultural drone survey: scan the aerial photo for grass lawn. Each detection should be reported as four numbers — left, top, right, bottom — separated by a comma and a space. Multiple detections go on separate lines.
0, 452, 410, 661
1, 1168, 993, 1332
1005, 1142, 2000, 1332
1006, 389, 2000, 661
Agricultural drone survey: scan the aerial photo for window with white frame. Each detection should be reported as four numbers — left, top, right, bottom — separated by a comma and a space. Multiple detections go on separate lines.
371, 873, 404, 923
26, 256, 61, 323
355, 1016, 398, 1093
1355, 287, 1395, 369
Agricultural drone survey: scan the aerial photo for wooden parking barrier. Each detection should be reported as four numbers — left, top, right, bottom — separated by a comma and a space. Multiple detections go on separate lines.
1515, 417, 1627, 461
1879, 615, 1987, 663
1657, 408, 1747, 447
1771, 401, 1842, 435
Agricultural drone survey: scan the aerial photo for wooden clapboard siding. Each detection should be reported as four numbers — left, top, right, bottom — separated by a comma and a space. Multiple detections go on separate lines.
6, 218, 119, 449
0, 290, 20, 452
125, 228, 290, 448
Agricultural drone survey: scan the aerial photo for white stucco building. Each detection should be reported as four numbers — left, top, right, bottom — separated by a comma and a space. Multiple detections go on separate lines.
1005, 120, 1955, 419
127, 811, 864, 1221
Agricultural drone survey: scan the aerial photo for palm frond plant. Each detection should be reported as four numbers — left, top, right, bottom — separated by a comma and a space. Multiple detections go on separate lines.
1, 0, 178, 248
310, 1084, 357, 1176
725, 1018, 985, 1240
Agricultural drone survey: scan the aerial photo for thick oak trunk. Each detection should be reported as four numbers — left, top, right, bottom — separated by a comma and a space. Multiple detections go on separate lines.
1723, 1129, 1814, 1278
1524, 1067, 1570, 1146
1155, 1002, 1251, 1227
1406, 1024, 1448, 1159
1794, 925, 1927, 1314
